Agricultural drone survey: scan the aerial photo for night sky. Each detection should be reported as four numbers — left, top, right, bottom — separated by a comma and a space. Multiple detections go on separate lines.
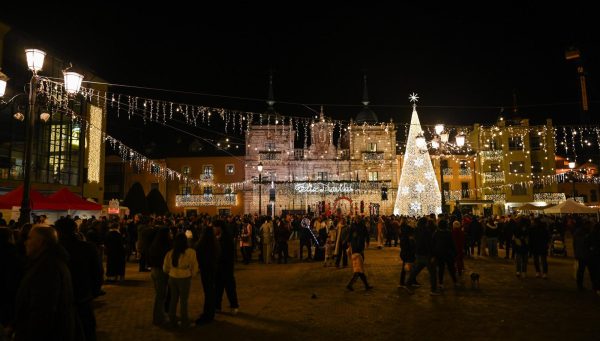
2, 4, 598, 153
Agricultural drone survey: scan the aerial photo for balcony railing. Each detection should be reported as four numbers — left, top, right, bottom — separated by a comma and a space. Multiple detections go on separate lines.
485, 193, 506, 204
293, 149, 305, 160
480, 150, 504, 163
259, 151, 282, 161
200, 174, 213, 181
175, 194, 237, 207
442, 168, 453, 176
458, 168, 472, 177
338, 149, 350, 160
362, 151, 384, 162
483, 172, 505, 183
533, 192, 566, 205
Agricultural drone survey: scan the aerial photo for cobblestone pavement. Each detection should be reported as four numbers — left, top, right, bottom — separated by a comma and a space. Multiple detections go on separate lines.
95, 244, 600, 341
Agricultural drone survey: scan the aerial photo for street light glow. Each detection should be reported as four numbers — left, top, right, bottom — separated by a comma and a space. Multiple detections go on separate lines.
25, 49, 46, 72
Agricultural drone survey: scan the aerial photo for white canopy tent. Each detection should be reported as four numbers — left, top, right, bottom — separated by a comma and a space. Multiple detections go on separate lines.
543, 198, 599, 216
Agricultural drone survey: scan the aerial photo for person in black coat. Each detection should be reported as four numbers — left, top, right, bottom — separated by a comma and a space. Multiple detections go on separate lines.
529, 217, 550, 278
13, 225, 82, 341
0, 227, 23, 337
104, 222, 126, 281
470, 217, 483, 256
432, 219, 458, 288
215, 219, 240, 314
195, 224, 220, 325
56, 218, 103, 341
573, 220, 599, 291
407, 217, 439, 294
148, 227, 172, 325
398, 218, 415, 287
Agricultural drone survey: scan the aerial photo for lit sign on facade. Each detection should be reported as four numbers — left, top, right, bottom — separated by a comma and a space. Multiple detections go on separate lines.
294, 182, 356, 194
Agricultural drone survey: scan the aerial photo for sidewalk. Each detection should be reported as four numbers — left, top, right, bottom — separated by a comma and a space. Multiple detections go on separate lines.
95, 246, 600, 341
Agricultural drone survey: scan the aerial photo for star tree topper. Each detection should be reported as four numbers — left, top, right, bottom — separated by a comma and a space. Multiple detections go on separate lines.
409, 92, 419, 103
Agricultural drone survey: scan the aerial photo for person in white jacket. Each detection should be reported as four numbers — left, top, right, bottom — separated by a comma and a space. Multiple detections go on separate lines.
163, 233, 198, 328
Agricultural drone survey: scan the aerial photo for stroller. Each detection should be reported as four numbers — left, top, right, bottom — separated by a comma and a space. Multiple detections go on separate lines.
550, 229, 567, 257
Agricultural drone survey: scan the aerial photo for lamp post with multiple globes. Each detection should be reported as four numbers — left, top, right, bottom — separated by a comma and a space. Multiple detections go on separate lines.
257, 161, 263, 216
0, 49, 83, 224
416, 123, 466, 214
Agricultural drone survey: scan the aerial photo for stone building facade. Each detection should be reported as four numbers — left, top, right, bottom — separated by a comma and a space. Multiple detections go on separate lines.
244, 108, 398, 216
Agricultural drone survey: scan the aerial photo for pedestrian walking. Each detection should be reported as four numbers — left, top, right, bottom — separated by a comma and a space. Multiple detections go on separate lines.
214, 220, 240, 315
399, 218, 416, 288
195, 225, 220, 325
513, 218, 530, 278
148, 227, 172, 326
346, 245, 373, 291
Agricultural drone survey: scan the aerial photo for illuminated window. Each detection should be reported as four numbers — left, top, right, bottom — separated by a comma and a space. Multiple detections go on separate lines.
182, 166, 191, 175
368, 143, 377, 152
203, 165, 214, 176
511, 184, 527, 195
226, 164, 235, 175
265, 142, 276, 151
368, 171, 378, 181
461, 182, 470, 198
529, 133, 541, 151
508, 137, 523, 150
509, 162, 525, 173
317, 172, 328, 181
179, 185, 191, 195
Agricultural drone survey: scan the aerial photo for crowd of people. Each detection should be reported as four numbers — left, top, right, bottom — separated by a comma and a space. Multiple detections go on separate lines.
1, 209, 599, 339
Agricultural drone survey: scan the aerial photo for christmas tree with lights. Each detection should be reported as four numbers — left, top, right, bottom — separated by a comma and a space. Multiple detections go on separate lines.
393, 93, 442, 216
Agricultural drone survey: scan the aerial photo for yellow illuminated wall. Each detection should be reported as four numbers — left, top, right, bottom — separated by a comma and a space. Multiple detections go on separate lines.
87, 105, 102, 183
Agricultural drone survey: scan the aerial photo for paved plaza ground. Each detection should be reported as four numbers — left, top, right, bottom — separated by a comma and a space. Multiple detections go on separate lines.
95, 243, 600, 341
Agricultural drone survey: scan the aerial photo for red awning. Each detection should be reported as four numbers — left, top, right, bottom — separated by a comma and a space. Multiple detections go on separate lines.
47, 188, 102, 211
0, 185, 60, 210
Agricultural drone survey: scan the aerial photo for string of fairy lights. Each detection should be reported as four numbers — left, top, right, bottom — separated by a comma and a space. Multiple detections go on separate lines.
37, 78, 600, 206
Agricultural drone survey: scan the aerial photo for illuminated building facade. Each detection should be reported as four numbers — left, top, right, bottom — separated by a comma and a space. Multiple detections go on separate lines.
244, 107, 398, 216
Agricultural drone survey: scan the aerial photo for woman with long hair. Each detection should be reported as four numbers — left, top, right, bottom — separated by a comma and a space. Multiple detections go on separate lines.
163, 233, 198, 328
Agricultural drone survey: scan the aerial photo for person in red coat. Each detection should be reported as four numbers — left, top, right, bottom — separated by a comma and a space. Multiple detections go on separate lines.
452, 220, 465, 277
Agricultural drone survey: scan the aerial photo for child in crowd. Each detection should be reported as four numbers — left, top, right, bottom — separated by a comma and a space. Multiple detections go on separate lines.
346, 246, 373, 291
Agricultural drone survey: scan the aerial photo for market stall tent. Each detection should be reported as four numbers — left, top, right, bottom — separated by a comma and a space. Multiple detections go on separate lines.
0, 185, 58, 210
47, 188, 102, 211
543, 199, 599, 214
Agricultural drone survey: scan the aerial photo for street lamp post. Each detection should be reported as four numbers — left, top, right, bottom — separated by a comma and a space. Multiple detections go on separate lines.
258, 161, 263, 216
1, 49, 84, 225
569, 161, 576, 199
422, 124, 466, 214
19, 49, 46, 225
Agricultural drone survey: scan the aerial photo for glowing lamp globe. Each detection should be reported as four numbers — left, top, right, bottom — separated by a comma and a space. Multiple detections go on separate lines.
25, 49, 46, 72
435, 124, 444, 135
0, 70, 8, 97
257, 162, 263, 173
63, 71, 84, 94
568, 161, 575, 169
415, 134, 427, 150
440, 132, 449, 143
455, 134, 465, 147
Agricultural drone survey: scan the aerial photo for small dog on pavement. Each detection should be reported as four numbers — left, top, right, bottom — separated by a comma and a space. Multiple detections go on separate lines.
470, 272, 480, 289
